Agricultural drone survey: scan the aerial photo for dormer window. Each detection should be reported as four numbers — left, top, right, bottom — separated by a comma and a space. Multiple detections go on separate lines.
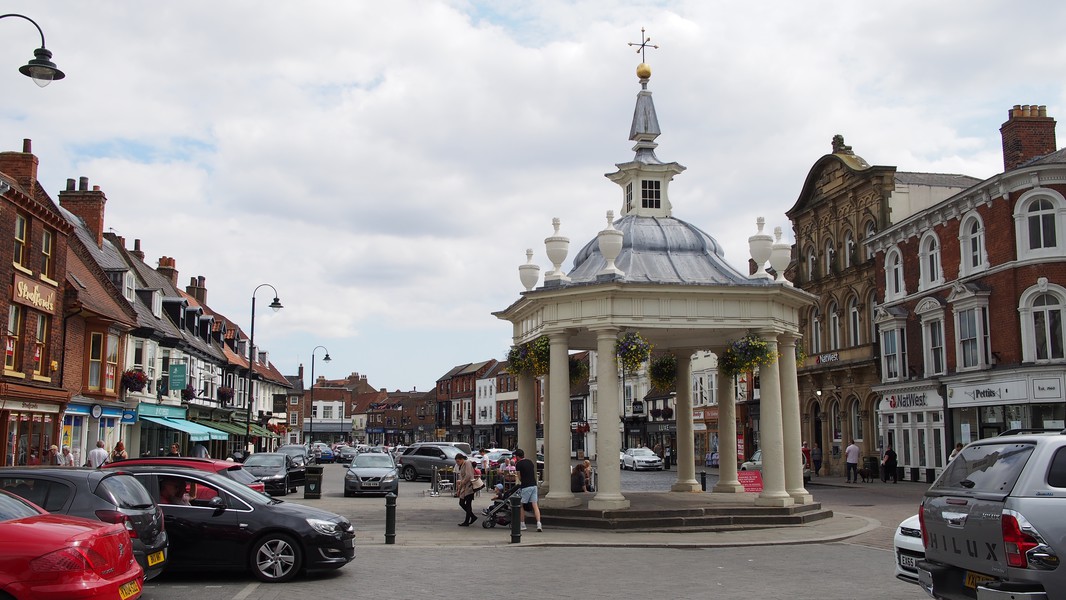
123, 272, 136, 302
641, 180, 661, 209
151, 291, 162, 318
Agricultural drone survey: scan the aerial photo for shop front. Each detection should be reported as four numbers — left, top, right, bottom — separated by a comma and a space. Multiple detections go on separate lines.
948, 371, 1066, 446
62, 399, 125, 467
2, 389, 69, 466
876, 384, 946, 483
693, 407, 718, 467
137, 402, 227, 457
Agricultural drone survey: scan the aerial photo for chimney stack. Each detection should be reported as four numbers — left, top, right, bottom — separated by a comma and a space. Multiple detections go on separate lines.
1001, 104, 1057, 171
156, 256, 179, 287
131, 239, 145, 262
0, 139, 40, 189
186, 275, 207, 304
59, 175, 108, 248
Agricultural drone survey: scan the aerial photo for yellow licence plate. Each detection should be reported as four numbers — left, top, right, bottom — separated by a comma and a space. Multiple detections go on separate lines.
147, 550, 165, 567
118, 579, 141, 600
965, 571, 995, 589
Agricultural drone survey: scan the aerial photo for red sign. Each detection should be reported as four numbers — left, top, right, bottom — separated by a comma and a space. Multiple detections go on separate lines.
737, 470, 763, 493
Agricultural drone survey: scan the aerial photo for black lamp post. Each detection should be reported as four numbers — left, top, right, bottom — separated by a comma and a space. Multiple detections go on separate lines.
1, 14, 64, 86
245, 284, 282, 454
308, 345, 330, 446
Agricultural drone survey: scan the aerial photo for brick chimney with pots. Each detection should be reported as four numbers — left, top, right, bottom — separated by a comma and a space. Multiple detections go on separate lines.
0, 139, 40, 189
186, 275, 208, 304
157, 256, 179, 287
131, 239, 145, 262
59, 176, 108, 248
1001, 104, 1057, 171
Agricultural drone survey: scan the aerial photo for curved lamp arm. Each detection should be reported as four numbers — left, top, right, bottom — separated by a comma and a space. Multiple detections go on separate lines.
1, 13, 65, 86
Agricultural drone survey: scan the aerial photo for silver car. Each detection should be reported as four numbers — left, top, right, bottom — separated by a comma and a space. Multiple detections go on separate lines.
344, 453, 399, 496
621, 447, 664, 471
740, 449, 812, 484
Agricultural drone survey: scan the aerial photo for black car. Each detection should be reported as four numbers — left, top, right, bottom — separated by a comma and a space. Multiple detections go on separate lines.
119, 465, 355, 582
276, 444, 313, 466
0, 466, 169, 580
336, 445, 358, 464
241, 452, 306, 495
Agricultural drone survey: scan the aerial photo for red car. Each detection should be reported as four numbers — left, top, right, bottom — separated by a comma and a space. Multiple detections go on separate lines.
104, 457, 266, 493
0, 489, 144, 600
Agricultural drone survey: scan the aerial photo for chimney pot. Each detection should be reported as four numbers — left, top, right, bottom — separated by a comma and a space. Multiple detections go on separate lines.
22, 139, 31, 153
78, 176, 88, 191
1001, 103, 1057, 171
66, 178, 75, 191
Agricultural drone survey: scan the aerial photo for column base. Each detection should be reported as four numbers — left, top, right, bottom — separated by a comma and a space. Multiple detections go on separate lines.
788, 490, 814, 504
670, 481, 702, 493
755, 494, 795, 507
539, 495, 581, 509
588, 496, 630, 510
712, 482, 746, 494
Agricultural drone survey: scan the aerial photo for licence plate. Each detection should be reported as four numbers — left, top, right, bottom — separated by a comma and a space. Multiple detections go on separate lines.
118, 579, 141, 600
965, 571, 995, 589
899, 555, 916, 569
363, 482, 379, 487
147, 550, 165, 567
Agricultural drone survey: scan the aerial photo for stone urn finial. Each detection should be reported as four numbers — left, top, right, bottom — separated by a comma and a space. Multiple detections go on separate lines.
518, 248, 540, 291
597, 210, 624, 279
769, 226, 793, 286
748, 217, 773, 279
544, 217, 571, 283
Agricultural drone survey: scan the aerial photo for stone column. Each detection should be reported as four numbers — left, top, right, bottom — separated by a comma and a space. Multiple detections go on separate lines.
671, 350, 700, 492
755, 332, 794, 507
541, 331, 579, 507
590, 327, 628, 509
517, 372, 536, 461
713, 350, 744, 493
779, 334, 813, 503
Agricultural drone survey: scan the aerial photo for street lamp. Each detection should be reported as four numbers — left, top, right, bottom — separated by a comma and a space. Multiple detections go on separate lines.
1, 14, 65, 86
245, 284, 282, 455
308, 346, 331, 446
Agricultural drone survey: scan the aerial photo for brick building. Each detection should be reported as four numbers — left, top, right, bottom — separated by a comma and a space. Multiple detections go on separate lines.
867, 105, 1066, 481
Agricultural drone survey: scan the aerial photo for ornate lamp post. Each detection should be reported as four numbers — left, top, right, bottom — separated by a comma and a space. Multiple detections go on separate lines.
308, 346, 330, 446
1, 14, 65, 86
245, 284, 282, 454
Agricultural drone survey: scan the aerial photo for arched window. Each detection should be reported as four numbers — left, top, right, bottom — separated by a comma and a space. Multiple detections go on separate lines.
850, 398, 863, 441
918, 233, 942, 289
806, 246, 817, 281
844, 231, 855, 269
824, 239, 836, 275
848, 296, 861, 347
811, 307, 822, 354
828, 301, 840, 350
885, 248, 905, 300
1015, 189, 1066, 260
1028, 198, 1056, 250
959, 212, 987, 276
1019, 281, 1066, 362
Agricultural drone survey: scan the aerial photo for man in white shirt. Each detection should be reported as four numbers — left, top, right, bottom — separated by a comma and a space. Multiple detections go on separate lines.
87, 440, 110, 468
844, 440, 860, 483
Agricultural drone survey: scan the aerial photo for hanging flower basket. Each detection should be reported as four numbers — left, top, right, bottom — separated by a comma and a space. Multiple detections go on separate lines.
181, 384, 197, 401
506, 336, 550, 376
217, 386, 235, 402
569, 354, 589, 385
719, 334, 778, 377
121, 369, 148, 392
661, 406, 674, 419
616, 332, 651, 374
649, 408, 663, 419
648, 354, 677, 390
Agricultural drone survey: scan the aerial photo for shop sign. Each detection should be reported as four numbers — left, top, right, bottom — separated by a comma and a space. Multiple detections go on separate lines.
880, 388, 944, 411
1032, 378, 1063, 401
168, 364, 187, 391
13, 400, 60, 413
12, 273, 57, 313
122, 410, 138, 424
815, 352, 839, 364
738, 470, 763, 492
950, 380, 1027, 406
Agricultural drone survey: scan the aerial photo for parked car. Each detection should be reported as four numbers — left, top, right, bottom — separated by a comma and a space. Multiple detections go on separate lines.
0, 467, 168, 581
241, 452, 306, 495
105, 456, 266, 493
622, 447, 665, 471
311, 442, 335, 464
893, 514, 922, 583
344, 453, 399, 496
918, 429, 1066, 599
336, 446, 359, 464
397, 444, 463, 481
277, 444, 313, 466
739, 449, 812, 484
0, 489, 145, 600
117, 465, 355, 582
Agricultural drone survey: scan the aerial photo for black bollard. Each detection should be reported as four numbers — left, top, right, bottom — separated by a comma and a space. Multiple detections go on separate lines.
700, 471, 707, 491
509, 494, 522, 544
384, 492, 397, 545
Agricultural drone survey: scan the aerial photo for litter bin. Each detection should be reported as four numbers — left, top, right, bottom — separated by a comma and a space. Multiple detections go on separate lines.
304, 465, 324, 499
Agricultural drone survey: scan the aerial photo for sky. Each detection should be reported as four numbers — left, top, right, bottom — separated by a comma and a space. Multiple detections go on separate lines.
3, 1, 1065, 393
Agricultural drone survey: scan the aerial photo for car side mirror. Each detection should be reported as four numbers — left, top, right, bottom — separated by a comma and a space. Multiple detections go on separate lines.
208, 496, 226, 510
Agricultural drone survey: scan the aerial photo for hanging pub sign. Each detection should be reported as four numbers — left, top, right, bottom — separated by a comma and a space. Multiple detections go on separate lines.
168, 363, 187, 391
631, 400, 645, 415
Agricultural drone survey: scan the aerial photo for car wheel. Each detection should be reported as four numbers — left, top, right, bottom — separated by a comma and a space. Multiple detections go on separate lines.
343, 489, 353, 497
277, 477, 289, 496
250, 533, 302, 583
403, 466, 418, 481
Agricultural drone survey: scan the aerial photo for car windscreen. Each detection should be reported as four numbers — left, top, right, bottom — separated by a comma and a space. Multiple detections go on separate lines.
930, 442, 1035, 494
244, 454, 285, 467
98, 473, 155, 509
631, 448, 655, 456
225, 466, 260, 485
353, 455, 395, 468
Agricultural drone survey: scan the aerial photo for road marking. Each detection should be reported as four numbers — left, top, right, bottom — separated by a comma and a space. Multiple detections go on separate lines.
232, 582, 260, 599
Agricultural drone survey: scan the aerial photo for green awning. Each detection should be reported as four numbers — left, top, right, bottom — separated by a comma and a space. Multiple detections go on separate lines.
239, 422, 279, 438
141, 416, 228, 442
197, 420, 248, 437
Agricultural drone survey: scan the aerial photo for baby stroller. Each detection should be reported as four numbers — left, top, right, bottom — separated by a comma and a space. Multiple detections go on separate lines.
481, 483, 518, 528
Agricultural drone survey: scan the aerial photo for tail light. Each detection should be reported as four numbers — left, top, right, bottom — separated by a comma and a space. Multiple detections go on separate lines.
918, 504, 928, 548
1003, 513, 1041, 568
30, 545, 108, 576
95, 509, 138, 538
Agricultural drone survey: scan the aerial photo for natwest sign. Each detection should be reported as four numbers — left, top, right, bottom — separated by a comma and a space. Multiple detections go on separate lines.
879, 388, 944, 412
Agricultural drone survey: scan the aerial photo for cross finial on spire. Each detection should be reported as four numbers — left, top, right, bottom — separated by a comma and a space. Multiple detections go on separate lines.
628, 27, 659, 63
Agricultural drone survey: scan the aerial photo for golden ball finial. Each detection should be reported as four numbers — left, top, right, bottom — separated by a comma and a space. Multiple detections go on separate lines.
636, 63, 651, 79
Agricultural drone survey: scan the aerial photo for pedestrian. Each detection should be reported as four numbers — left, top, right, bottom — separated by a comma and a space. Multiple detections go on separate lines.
583, 459, 595, 492
26, 449, 39, 466
801, 442, 812, 471
87, 440, 109, 468
454, 453, 478, 526
652, 442, 662, 457
167, 443, 181, 457
844, 439, 860, 483
571, 462, 589, 493
881, 445, 898, 483
948, 442, 964, 461
47, 444, 62, 465
811, 443, 823, 476
58, 445, 75, 466
192, 443, 210, 458
514, 448, 542, 532
109, 441, 128, 463
664, 445, 672, 470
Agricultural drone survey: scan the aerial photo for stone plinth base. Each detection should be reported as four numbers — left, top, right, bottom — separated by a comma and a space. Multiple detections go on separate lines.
587, 497, 631, 510
788, 491, 815, 505
539, 495, 582, 509
755, 495, 795, 507
670, 481, 702, 492
712, 482, 746, 493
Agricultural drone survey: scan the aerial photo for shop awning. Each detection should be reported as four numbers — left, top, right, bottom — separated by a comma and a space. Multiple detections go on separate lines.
141, 416, 228, 442
197, 420, 248, 437
237, 422, 279, 438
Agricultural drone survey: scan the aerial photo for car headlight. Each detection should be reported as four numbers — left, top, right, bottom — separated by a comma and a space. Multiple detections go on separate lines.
262, 473, 284, 480
382, 473, 397, 482
307, 518, 340, 536
344, 472, 358, 481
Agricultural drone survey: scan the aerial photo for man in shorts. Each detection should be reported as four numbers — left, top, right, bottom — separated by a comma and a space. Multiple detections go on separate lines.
514, 448, 542, 532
